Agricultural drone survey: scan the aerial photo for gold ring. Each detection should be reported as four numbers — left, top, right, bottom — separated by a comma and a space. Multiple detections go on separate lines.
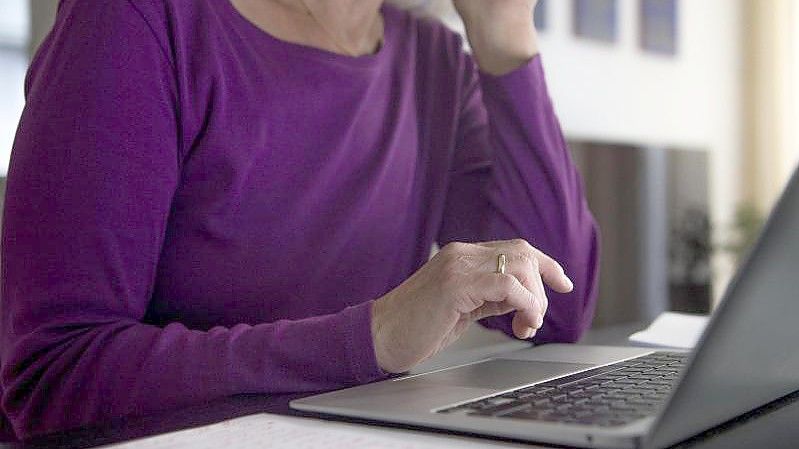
496, 253, 507, 275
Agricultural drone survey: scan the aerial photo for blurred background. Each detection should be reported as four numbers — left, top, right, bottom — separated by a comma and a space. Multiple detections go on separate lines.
0, 0, 796, 337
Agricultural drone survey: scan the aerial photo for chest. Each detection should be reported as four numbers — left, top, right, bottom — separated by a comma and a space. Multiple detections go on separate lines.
176, 62, 423, 231
153, 62, 434, 321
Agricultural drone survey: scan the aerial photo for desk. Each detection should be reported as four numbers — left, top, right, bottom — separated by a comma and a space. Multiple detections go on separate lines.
9, 323, 799, 449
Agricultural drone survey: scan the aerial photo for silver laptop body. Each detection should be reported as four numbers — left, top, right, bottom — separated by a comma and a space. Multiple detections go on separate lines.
292, 167, 799, 449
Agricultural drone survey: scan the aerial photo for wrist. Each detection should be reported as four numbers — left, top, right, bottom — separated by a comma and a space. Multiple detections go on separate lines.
370, 297, 403, 373
466, 25, 539, 76
461, 10, 539, 75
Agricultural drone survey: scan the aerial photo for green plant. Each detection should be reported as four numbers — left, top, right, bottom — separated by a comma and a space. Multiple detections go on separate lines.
722, 202, 766, 263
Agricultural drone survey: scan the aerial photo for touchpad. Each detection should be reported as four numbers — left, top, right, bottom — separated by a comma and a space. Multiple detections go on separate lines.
402, 359, 595, 390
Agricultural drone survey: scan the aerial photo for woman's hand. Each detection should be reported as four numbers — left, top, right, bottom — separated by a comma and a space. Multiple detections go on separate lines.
371, 239, 573, 373
452, 0, 540, 75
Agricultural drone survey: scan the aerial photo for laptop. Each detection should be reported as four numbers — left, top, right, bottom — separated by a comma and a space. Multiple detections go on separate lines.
291, 167, 799, 449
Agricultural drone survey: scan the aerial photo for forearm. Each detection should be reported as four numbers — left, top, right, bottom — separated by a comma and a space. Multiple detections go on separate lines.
456, 0, 540, 76
478, 59, 599, 342
1, 302, 385, 438
439, 54, 599, 342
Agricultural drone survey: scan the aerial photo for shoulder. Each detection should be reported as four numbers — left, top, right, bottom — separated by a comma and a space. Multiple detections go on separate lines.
49, 0, 241, 74
47, 0, 177, 56
383, 4, 475, 110
384, 4, 469, 71
53, 0, 225, 48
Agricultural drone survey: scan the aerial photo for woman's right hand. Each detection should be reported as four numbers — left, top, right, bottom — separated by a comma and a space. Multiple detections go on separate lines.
370, 239, 574, 373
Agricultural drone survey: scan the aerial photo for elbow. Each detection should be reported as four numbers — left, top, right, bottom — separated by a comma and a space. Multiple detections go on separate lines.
2, 356, 48, 440
1, 345, 64, 440
0, 331, 98, 440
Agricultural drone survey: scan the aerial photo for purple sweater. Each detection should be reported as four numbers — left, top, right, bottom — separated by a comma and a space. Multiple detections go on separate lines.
1, 0, 598, 439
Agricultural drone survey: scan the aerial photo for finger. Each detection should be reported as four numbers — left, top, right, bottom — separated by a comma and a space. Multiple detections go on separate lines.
504, 255, 549, 315
468, 301, 515, 322
477, 272, 545, 339
478, 239, 573, 293
535, 252, 574, 294
512, 312, 539, 340
492, 256, 550, 338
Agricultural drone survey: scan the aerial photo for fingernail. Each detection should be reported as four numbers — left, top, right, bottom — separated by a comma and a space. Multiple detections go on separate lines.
524, 327, 535, 339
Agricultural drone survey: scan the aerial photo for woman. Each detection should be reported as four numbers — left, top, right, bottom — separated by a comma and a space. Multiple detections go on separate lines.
0, 0, 599, 439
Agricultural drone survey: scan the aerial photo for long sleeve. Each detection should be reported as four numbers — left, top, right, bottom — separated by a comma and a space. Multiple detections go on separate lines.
437, 55, 600, 344
0, 1, 385, 438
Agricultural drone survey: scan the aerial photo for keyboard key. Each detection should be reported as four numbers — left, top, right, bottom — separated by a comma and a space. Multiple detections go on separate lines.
449, 353, 685, 423
568, 392, 596, 400
620, 388, 653, 395
504, 409, 550, 420
469, 401, 529, 417
627, 374, 658, 381
585, 400, 611, 408
539, 365, 624, 387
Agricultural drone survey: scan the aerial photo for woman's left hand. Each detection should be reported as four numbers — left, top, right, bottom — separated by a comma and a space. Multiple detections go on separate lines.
452, 0, 539, 75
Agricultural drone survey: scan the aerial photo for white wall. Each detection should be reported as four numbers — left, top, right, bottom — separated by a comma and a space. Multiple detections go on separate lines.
793, 2, 799, 174
0, 0, 31, 176
0, 0, 29, 46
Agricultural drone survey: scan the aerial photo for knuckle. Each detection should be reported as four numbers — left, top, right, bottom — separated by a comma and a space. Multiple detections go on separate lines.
510, 238, 531, 250
540, 254, 558, 270
535, 294, 548, 314
515, 273, 532, 288
520, 289, 537, 311
441, 254, 472, 274
441, 241, 469, 256
496, 273, 518, 292
516, 251, 534, 266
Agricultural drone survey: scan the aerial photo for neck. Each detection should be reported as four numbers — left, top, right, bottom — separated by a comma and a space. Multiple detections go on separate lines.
293, 0, 385, 56
231, 0, 385, 56
303, 0, 383, 33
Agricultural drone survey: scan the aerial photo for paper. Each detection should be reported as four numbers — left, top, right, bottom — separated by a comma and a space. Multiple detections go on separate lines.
628, 312, 710, 349
102, 413, 533, 449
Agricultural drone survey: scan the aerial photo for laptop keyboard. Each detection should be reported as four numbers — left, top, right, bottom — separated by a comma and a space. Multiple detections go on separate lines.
437, 352, 688, 427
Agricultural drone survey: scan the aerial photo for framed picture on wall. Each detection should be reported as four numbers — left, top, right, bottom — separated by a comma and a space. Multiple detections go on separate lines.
573, 0, 617, 43
534, 0, 547, 31
641, 0, 678, 55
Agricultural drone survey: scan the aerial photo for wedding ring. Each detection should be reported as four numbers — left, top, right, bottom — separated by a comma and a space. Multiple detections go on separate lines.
496, 253, 507, 275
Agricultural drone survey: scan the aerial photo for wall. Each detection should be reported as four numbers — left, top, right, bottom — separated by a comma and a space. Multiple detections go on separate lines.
742, 0, 799, 215
0, 0, 28, 47
0, 0, 30, 176
27, 0, 57, 57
